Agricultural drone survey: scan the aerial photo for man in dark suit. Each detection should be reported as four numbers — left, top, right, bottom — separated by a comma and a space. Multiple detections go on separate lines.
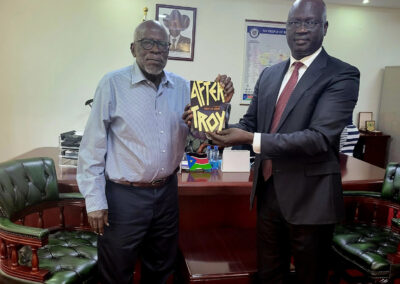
207, 0, 359, 283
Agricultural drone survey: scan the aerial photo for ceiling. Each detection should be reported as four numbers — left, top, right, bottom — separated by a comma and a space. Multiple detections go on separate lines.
324, 0, 400, 9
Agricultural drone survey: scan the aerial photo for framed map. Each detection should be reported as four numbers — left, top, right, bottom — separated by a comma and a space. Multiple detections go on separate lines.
241, 20, 290, 105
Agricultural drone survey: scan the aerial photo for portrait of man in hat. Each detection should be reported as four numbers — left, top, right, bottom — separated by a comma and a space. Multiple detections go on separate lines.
163, 9, 191, 53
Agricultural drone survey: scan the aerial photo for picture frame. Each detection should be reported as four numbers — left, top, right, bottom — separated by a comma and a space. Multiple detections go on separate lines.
156, 4, 196, 61
358, 112, 373, 131
366, 120, 376, 132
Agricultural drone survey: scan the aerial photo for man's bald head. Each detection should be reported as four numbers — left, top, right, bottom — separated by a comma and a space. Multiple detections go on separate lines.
134, 20, 169, 42
286, 0, 328, 59
289, 0, 327, 23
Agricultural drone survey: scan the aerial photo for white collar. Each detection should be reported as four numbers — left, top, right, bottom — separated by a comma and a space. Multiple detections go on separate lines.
289, 47, 322, 68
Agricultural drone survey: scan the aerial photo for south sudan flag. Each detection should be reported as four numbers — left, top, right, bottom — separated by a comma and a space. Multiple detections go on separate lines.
186, 153, 212, 171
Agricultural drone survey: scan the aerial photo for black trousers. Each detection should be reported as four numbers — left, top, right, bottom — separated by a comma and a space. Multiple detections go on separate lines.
98, 176, 179, 284
256, 178, 334, 284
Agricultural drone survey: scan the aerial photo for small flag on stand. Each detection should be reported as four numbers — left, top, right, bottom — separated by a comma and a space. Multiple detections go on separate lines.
186, 153, 212, 171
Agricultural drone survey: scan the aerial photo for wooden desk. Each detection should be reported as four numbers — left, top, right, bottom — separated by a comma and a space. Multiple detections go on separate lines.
13, 147, 386, 283
13, 147, 386, 230
353, 132, 390, 168
14, 147, 385, 193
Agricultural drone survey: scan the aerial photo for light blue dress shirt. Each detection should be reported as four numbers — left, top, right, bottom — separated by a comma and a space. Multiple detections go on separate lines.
77, 63, 190, 213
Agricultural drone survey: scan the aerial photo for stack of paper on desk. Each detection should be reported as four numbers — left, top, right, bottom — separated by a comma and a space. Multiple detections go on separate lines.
221, 150, 250, 172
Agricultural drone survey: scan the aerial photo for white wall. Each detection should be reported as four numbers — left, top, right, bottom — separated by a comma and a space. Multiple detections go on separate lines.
378, 66, 400, 163
1, 0, 399, 161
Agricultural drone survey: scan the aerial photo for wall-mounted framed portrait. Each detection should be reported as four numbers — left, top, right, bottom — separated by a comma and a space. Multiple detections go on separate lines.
156, 4, 197, 61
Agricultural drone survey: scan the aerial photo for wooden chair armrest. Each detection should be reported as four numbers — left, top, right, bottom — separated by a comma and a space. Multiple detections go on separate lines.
0, 217, 50, 281
0, 217, 49, 245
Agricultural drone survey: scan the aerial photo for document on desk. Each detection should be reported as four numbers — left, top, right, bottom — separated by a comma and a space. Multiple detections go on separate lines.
221, 150, 250, 172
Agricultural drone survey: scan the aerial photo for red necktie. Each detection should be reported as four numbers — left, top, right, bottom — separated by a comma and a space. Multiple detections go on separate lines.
262, 61, 303, 181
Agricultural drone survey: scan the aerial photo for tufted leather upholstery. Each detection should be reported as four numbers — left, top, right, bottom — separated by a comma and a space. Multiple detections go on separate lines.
0, 158, 59, 218
18, 231, 98, 284
332, 162, 400, 283
333, 224, 400, 277
382, 163, 400, 200
0, 158, 97, 283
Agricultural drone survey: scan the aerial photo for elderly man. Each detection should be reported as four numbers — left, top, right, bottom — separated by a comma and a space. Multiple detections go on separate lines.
77, 20, 233, 284
208, 0, 359, 283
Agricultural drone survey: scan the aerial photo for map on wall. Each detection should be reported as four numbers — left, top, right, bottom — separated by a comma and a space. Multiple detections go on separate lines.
241, 20, 290, 105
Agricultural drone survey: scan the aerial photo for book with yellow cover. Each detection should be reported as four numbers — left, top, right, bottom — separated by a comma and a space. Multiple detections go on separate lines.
190, 80, 227, 132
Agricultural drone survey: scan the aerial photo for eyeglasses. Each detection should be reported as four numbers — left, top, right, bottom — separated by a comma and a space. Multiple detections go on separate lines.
286, 20, 322, 29
136, 39, 171, 51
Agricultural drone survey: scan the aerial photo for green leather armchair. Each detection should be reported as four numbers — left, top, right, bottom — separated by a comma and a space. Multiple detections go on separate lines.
0, 158, 97, 283
332, 162, 400, 284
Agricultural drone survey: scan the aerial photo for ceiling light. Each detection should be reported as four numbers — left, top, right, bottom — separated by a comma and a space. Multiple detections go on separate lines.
363, 0, 370, 4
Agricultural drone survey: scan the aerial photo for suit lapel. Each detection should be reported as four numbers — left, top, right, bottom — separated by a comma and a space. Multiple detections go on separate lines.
261, 60, 290, 132
274, 49, 329, 132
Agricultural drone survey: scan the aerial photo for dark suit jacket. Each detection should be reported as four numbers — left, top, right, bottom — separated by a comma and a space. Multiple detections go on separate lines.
236, 48, 360, 225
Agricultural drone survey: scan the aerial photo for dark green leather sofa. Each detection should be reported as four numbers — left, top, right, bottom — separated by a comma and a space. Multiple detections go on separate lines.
332, 162, 400, 283
0, 158, 97, 283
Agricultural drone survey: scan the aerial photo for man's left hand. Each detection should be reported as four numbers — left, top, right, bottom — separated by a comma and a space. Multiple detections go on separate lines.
182, 104, 193, 128
215, 74, 234, 103
207, 128, 254, 147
